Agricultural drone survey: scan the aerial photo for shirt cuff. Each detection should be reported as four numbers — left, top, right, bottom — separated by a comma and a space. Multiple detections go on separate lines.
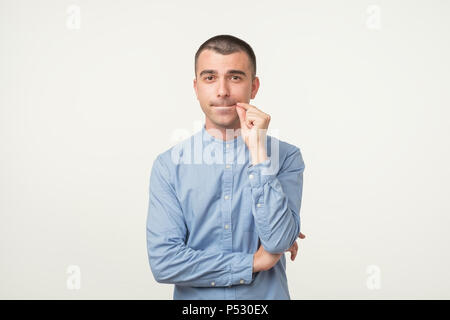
230, 253, 254, 285
247, 158, 276, 188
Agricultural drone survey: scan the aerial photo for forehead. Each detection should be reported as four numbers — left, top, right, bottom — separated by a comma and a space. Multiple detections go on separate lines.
196, 49, 251, 73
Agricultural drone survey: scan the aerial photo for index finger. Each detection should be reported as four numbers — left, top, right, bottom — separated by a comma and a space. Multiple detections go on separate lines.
236, 102, 252, 110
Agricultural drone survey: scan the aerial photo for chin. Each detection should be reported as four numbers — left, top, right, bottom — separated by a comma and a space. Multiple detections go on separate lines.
212, 115, 238, 128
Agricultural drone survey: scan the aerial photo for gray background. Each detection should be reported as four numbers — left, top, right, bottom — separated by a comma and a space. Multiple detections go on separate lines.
1, 0, 449, 299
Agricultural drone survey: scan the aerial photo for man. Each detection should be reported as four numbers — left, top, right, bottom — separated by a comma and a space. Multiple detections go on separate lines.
146, 35, 306, 300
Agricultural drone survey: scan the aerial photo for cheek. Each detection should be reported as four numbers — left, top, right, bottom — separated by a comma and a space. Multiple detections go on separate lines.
197, 85, 214, 101
197, 88, 214, 111
234, 84, 252, 98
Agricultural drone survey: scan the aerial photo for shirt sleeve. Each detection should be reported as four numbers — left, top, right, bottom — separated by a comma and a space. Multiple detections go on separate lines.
247, 147, 305, 254
146, 155, 255, 287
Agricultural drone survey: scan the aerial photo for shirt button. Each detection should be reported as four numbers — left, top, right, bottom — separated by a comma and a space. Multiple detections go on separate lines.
226, 144, 230, 148
240, 279, 244, 284
224, 224, 229, 229
226, 164, 231, 169
249, 174, 254, 179
257, 203, 262, 207
224, 195, 229, 200
211, 281, 216, 286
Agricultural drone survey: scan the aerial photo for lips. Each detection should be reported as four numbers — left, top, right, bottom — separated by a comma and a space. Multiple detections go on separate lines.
212, 105, 236, 111
212, 104, 236, 108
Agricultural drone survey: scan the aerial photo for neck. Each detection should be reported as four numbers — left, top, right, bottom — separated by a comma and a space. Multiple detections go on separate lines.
205, 117, 241, 141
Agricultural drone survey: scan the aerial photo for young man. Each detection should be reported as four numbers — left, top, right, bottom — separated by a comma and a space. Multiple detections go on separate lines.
146, 35, 306, 300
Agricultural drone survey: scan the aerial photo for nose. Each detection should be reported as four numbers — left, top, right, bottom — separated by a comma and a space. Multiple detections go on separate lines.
217, 78, 230, 98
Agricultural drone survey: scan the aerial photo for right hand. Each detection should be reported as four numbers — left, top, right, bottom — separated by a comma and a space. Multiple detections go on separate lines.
253, 232, 306, 272
285, 232, 306, 261
252, 244, 282, 273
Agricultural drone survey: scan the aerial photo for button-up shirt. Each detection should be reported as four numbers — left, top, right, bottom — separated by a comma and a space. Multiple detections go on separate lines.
146, 124, 305, 299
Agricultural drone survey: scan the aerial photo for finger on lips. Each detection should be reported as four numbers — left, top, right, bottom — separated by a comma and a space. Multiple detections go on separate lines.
236, 102, 250, 110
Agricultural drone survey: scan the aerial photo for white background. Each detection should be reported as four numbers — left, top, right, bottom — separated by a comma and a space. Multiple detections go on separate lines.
1, 0, 449, 299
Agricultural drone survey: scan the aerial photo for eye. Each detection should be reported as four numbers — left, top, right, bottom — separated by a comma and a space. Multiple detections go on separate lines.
204, 76, 215, 81
231, 76, 242, 80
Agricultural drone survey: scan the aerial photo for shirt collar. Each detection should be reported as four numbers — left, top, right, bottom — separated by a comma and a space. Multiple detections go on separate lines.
201, 123, 244, 147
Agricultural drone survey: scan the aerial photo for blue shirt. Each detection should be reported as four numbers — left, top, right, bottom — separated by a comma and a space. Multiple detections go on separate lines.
146, 124, 305, 299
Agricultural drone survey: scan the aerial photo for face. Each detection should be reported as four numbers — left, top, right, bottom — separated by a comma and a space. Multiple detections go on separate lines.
194, 49, 260, 130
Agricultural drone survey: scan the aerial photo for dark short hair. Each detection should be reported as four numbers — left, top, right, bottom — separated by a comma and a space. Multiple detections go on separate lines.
194, 35, 257, 79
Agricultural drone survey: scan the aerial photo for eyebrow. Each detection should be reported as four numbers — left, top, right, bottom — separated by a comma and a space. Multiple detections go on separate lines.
199, 69, 247, 77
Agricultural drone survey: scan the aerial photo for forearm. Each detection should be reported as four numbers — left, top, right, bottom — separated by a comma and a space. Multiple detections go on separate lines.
147, 234, 255, 287
247, 149, 304, 254
249, 142, 269, 166
257, 180, 300, 253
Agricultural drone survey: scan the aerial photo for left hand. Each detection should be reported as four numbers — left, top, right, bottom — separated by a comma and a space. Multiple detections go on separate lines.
285, 232, 306, 261
235, 103, 271, 164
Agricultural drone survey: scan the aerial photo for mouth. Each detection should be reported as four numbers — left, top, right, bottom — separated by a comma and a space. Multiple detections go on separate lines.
212, 104, 236, 110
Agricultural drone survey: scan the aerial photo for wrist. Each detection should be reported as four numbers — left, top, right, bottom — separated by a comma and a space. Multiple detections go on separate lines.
250, 144, 268, 166
252, 254, 260, 273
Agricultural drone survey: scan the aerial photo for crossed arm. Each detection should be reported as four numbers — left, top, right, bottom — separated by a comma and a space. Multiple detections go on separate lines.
146, 147, 305, 286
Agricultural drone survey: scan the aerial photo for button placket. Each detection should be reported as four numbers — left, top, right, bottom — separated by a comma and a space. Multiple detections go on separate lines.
223, 139, 237, 299
222, 144, 233, 254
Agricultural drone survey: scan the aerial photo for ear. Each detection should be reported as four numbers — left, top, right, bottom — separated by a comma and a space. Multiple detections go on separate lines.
250, 76, 260, 99
193, 77, 199, 100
